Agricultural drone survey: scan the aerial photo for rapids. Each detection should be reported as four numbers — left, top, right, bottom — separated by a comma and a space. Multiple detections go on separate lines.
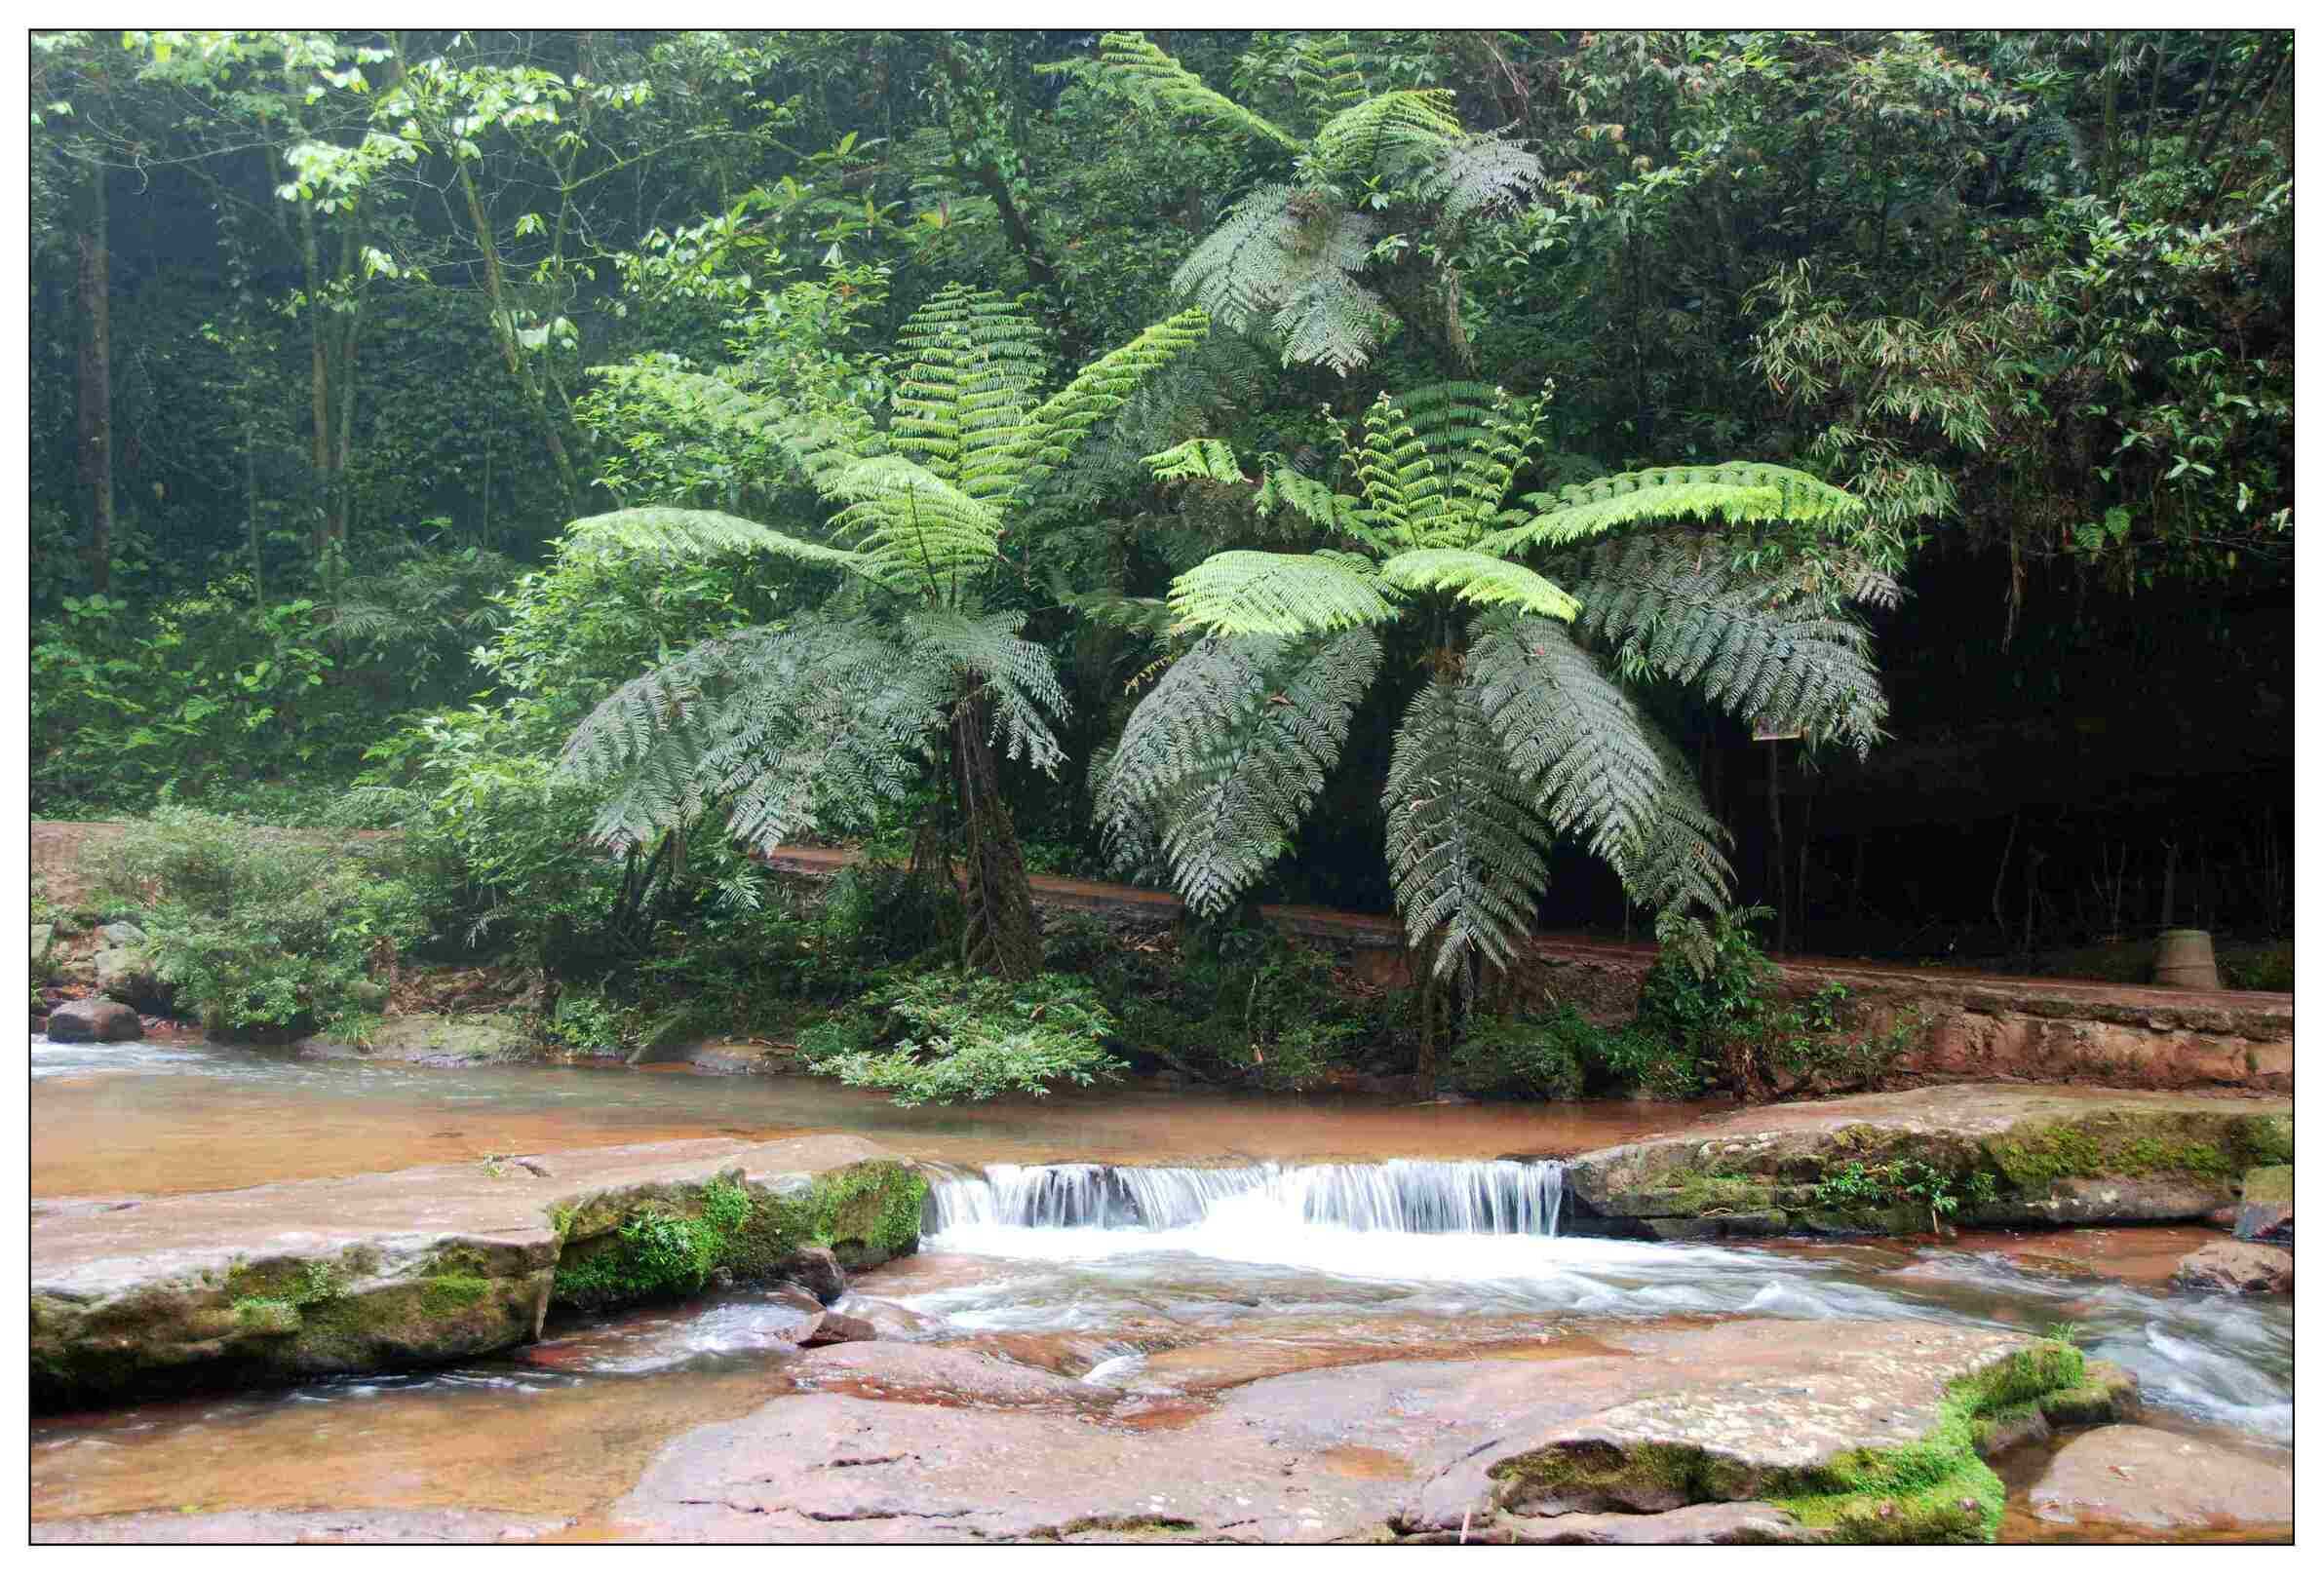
25, 1037, 2295, 1540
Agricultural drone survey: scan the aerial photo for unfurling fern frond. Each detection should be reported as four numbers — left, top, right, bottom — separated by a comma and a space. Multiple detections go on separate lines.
1354, 382, 1539, 546
566, 508, 866, 572
1062, 32, 1305, 154
1566, 530, 1889, 754
1478, 462, 1866, 557
1174, 186, 1388, 374
1168, 549, 1400, 636
906, 608, 1070, 775
1097, 631, 1380, 914
1383, 672, 1552, 980
1377, 548, 1578, 621
1144, 437, 1249, 484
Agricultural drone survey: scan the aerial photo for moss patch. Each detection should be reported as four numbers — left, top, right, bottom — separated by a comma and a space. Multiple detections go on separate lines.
2242, 1164, 2293, 1205
1491, 1342, 2086, 1546
1984, 1111, 2286, 1193
549, 1163, 926, 1313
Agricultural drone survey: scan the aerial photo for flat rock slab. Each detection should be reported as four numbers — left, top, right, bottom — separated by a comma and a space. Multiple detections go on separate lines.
2171, 1241, 2293, 1295
33, 1133, 895, 1291
604, 1319, 2075, 1545
1564, 1085, 2292, 1237
2030, 1426, 2293, 1532
31, 1134, 905, 1405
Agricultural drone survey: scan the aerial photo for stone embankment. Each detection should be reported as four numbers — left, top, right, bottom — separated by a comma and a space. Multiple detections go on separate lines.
759, 847, 2294, 1096
31, 1134, 927, 1407
1557, 1085, 2293, 1239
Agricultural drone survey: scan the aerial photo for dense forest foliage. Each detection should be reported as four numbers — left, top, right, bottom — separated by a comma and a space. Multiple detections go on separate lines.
29, 30, 2295, 1078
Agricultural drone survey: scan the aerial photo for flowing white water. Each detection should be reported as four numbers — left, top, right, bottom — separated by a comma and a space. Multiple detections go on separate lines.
910, 1159, 2292, 1444
928, 1159, 1565, 1238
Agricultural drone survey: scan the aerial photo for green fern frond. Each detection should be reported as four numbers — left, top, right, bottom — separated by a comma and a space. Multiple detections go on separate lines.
566, 508, 866, 572
1424, 133, 1547, 230
819, 455, 1006, 591
1144, 437, 1250, 484
1354, 382, 1537, 545
1378, 547, 1578, 621
891, 283, 1049, 506
906, 608, 1070, 775
1020, 305, 1211, 487
1288, 31, 1368, 120
1383, 672, 1552, 980
1568, 530, 1889, 754
1307, 89, 1466, 178
1254, 467, 1390, 549
1465, 617, 1731, 916
1168, 549, 1400, 636
1174, 186, 1388, 374
1097, 631, 1380, 914
1479, 463, 1865, 556
1066, 32, 1305, 153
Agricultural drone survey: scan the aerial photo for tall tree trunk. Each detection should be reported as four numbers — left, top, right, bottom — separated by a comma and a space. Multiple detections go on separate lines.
949, 687, 1041, 980
300, 199, 334, 563
456, 162, 584, 516
75, 163, 113, 595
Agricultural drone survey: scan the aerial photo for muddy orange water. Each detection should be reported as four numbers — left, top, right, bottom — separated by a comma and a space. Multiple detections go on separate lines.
28, 1038, 1719, 1197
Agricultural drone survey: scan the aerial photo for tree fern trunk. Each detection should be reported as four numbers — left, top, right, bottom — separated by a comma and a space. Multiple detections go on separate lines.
949, 690, 1041, 980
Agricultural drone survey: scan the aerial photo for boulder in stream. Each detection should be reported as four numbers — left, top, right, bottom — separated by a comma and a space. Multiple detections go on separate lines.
2171, 1241, 2293, 1295
44, 996, 143, 1043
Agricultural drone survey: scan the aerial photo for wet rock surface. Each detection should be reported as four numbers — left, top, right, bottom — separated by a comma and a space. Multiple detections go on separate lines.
600, 1320, 2104, 1544
44, 997, 144, 1043
2171, 1241, 2293, 1295
2029, 1425, 2293, 1532
292, 1013, 533, 1066
2235, 1164, 2293, 1245
32, 1509, 570, 1544
1563, 1086, 2292, 1238
29, 1134, 920, 1405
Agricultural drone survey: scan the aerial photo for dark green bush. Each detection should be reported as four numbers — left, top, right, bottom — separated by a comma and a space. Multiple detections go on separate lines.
802, 967, 1125, 1105
1446, 1008, 1592, 1099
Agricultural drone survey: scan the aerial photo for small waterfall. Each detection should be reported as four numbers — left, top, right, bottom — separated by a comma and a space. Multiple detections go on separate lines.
927, 1159, 1563, 1238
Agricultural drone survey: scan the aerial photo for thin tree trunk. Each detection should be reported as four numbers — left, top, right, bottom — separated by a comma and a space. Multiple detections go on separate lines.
1766, 740, 1785, 955
456, 161, 584, 515
76, 162, 113, 595
949, 687, 1040, 980
2099, 32, 2123, 200
300, 199, 333, 562
1991, 809, 2019, 952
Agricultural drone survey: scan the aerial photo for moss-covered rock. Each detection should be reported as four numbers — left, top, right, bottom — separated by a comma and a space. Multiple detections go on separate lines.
549, 1161, 927, 1313
30, 1133, 919, 1408
1486, 1336, 2094, 1545
1563, 1088, 2293, 1237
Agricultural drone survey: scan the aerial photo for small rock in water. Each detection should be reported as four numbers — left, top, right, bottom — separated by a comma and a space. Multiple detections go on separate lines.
2170, 1241, 2293, 1295
786, 1245, 848, 1305
44, 997, 143, 1044
797, 1313, 877, 1348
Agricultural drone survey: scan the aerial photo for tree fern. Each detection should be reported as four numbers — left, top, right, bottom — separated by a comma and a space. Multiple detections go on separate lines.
1097, 631, 1380, 915
1384, 672, 1553, 980
1061, 31, 1303, 154
1478, 462, 1866, 557
1143, 437, 1249, 484
1175, 187, 1389, 374
1306, 90, 1469, 180
1376, 547, 1578, 621
560, 283, 1213, 981
1168, 549, 1400, 636
1565, 530, 1889, 753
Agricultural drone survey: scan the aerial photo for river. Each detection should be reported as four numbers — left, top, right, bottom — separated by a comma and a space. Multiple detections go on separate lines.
27, 1038, 2294, 1541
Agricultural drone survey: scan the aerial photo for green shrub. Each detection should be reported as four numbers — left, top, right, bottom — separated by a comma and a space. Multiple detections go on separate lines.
1635, 903, 1777, 1082
82, 809, 425, 1038
1447, 1008, 1592, 1099
803, 967, 1125, 1105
